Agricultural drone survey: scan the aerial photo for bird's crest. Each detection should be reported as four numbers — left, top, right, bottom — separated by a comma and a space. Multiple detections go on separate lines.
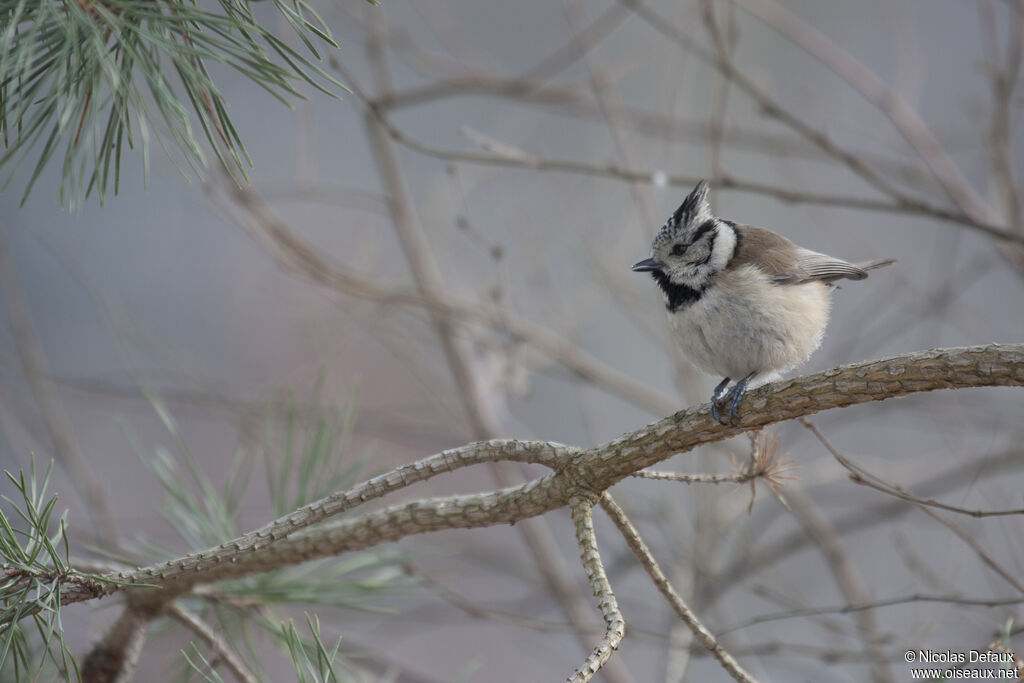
652, 181, 713, 248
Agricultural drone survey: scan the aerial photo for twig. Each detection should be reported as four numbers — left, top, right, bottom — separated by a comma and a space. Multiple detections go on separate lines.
166, 603, 260, 683
0, 232, 119, 548
979, 0, 1023, 230
567, 496, 625, 683
918, 507, 1024, 594
719, 593, 1024, 635
221, 179, 679, 416
329, 46, 1024, 244
402, 561, 598, 635
400, 560, 710, 647
565, 0, 660, 231
702, 0, 739, 178
709, 447, 1024, 609
377, 70, 967, 190
633, 470, 751, 484
632, 438, 796, 492
802, 418, 1024, 517
361, 14, 635, 682
600, 493, 759, 683
618, 0, 1023, 245
785, 486, 893, 682
729, 0, 1000, 228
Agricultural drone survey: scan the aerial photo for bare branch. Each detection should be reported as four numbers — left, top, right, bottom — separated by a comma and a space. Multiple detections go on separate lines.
784, 487, 893, 683
349, 101, 1024, 243
619, 0, 1024, 245
709, 448, 1024, 610
36, 343, 1024, 611
328, 45, 1024, 244
730, 0, 1000, 227
802, 418, 1024, 517
362, 16, 637, 680
631, 436, 797, 492
600, 494, 758, 683
166, 603, 260, 683
632, 469, 753, 484
0, 234, 118, 548
980, 0, 1024, 229
918, 507, 1024, 594
719, 593, 1024, 635
567, 497, 625, 683
222, 180, 678, 415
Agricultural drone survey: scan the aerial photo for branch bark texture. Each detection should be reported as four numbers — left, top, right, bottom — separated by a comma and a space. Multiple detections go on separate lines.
53, 343, 1024, 606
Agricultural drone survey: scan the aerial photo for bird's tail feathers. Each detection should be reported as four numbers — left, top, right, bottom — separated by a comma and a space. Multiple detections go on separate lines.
855, 258, 897, 273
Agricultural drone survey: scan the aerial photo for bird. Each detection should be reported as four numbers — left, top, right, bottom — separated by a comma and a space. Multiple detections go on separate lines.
632, 181, 893, 424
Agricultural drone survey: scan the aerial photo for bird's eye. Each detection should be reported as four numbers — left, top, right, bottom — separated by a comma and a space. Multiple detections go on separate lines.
671, 244, 687, 256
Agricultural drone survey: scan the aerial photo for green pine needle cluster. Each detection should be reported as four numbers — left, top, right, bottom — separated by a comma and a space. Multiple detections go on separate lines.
1, 383, 409, 681
0, 457, 78, 681
129, 386, 409, 681
0, 0, 351, 209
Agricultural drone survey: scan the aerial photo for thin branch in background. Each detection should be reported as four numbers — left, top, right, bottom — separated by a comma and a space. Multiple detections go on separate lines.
347, 81, 1024, 244
917, 507, 1024, 595
361, 13, 635, 683
325, 34, 1024, 245
567, 497, 626, 683
0, 232, 119, 548
521, 1, 634, 85
399, 559, 718, 649
218, 178, 679, 416
166, 603, 260, 683
599, 493, 758, 683
564, 0, 659, 232
619, 0, 1023, 248
748, 580, 852, 638
377, 67, 967, 196
701, 0, 740, 178
708, 447, 1024, 611
728, 0, 1000, 227
401, 561, 597, 636
784, 486, 894, 683
802, 418, 1024, 517
979, 0, 1024, 230
718, 593, 1024, 636
366, 0, 632, 105
396, 99, 1024, 243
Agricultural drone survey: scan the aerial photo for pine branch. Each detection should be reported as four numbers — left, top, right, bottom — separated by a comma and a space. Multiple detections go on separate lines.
27, 342, 1021, 609
0, 0, 350, 208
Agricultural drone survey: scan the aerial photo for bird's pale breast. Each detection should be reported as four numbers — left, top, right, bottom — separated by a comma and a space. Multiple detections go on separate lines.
668, 264, 831, 384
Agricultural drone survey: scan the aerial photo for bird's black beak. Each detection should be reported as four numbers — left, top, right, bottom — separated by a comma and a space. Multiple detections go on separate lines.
632, 257, 663, 272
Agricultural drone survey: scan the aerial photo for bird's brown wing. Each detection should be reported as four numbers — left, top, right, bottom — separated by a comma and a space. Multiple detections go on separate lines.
732, 224, 870, 284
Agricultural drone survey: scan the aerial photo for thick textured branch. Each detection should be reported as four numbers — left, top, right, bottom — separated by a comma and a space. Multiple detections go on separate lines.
51, 343, 1024, 607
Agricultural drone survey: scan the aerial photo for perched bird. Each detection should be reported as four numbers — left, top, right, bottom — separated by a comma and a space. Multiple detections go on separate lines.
633, 181, 893, 424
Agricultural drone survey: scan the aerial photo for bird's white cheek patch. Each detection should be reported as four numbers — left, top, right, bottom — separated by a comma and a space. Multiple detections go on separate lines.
711, 224, 737, 271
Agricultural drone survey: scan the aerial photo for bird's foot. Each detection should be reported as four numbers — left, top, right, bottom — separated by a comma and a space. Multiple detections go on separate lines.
711, 373, 756, 426
710, 377, 731, 424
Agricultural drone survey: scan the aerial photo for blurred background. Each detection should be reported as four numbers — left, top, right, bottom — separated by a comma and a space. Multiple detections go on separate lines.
2, 0, 1023, 680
